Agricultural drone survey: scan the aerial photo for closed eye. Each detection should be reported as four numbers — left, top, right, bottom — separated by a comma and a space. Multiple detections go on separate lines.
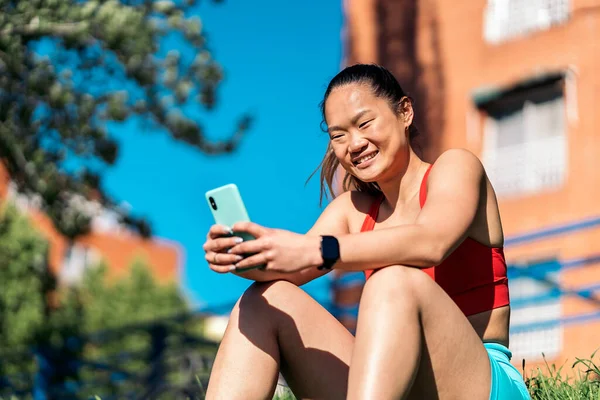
359, 119, 373, 129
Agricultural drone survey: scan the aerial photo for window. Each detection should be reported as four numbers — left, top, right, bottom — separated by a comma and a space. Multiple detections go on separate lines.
484, 0, 571, 44
478, 75, 567, 198
508, 259, 563, 362
60, 244, 101, 285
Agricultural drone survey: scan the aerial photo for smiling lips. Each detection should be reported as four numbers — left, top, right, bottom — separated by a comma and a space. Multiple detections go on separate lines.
352, 150, 379, 168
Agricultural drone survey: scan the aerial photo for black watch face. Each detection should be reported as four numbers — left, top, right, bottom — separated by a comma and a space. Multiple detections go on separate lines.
322, 237, 339, 259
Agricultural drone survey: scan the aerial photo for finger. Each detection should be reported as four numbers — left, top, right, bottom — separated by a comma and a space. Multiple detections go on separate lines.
209, 263, 237, 274
232, 221, 269, 238
208, 224, 234, 239
234, 252, 269, 270
228, 237, 267, 255
205, 251, 244, 266
203, 236, 244, 253
205, 252, 242, 274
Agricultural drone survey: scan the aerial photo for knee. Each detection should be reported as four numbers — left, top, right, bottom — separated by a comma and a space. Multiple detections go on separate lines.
235, 279, 298, 314
362, 265, 427, 304
231, 280, 300, 335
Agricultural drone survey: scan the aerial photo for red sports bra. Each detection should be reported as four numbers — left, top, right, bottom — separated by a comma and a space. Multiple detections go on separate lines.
363, 165, 510, 316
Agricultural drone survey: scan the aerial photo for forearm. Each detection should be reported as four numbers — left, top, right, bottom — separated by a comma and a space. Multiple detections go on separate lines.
334, 225, 445, 271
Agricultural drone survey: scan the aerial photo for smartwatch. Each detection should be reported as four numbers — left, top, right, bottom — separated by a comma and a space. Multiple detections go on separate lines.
317, 235, 340, 270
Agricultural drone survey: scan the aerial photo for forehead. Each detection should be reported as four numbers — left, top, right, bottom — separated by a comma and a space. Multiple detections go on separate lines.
325, 84, 383, 122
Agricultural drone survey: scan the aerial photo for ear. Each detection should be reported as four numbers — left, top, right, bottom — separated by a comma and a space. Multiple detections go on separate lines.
398, 97, 414, 126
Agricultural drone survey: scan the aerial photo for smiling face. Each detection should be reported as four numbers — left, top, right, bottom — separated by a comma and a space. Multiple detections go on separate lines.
324, 83, 414, 185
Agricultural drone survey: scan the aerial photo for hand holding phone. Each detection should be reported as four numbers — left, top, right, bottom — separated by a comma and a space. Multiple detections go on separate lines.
204, 184, 263, 272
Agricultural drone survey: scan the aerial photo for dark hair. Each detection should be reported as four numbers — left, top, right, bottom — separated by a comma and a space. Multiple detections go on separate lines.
310, 64, 419, 203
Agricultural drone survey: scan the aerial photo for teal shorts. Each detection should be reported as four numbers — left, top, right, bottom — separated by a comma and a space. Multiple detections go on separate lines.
485, 343, 531, 400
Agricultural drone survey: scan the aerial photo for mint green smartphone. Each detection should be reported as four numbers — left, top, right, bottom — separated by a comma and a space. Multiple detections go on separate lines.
205, 184, 263, 272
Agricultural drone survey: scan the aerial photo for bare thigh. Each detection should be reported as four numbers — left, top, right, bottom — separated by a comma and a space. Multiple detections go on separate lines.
238, 280, 354, 399
353, 266, 491, 400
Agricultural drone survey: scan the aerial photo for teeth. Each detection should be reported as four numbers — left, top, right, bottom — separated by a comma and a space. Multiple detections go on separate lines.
357, 153, 376, 164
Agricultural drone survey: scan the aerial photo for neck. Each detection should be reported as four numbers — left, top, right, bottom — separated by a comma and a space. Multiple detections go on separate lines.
377, 148, 427, 209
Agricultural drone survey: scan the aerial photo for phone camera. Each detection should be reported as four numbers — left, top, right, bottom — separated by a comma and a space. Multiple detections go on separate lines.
209, 196, 218, 211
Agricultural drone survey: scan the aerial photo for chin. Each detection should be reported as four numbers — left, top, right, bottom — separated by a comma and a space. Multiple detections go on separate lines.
352, 169, 383, 184
357, 175, 381, 184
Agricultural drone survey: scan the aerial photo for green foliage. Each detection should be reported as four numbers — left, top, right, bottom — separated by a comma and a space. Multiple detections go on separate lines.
526, 352, 600, 400
0, 203, 50, 350
0, 0, 252, 239
48, 259, 195, 398
0, 203, 52, 386
75, 258, 187, 332
0, 204, 209, 398
272, 387, 296, 400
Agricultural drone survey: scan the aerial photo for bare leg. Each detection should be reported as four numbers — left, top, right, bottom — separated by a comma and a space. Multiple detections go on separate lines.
206, 280, 354, 400
349, 265, 492, 400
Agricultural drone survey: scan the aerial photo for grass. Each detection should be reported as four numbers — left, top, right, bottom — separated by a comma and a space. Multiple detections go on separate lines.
273, 387, 296, 400
524, 351, 600, 400
272, 352, 600, 400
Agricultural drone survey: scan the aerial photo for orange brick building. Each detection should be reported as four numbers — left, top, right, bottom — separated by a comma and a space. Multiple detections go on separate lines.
0, 162, 180, 284
334, 0, 600, 372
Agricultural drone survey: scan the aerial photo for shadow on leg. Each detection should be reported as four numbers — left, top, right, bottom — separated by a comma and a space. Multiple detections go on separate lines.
207, 280, 353, 400
348, 266, 491, 400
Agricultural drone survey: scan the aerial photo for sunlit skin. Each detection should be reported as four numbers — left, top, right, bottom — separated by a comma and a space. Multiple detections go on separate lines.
327, 85, 414, 189
202, 82, 509, 399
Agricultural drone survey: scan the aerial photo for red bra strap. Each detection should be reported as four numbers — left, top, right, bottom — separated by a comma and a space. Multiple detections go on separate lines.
419, 165, 434, 208
360, 195, 384, 232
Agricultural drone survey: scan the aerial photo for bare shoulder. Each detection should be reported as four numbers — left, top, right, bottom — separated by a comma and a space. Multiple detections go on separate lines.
323, 190, 373, 214
322, 190, 379, 225
429, 148, 485, 183
348, 190, 382, 232
434, 148, 484, 169
309, 191, 361, 236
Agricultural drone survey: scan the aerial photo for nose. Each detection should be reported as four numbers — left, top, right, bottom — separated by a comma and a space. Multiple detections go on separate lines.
348, 133, 368, 154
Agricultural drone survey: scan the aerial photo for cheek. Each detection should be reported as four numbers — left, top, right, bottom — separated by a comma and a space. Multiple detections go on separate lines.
331, 144, 347, 162
379, 127, 406, 152
368, 121, 392, 145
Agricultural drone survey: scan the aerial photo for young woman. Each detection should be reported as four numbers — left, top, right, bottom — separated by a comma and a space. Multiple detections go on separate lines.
202, 64, 530, 400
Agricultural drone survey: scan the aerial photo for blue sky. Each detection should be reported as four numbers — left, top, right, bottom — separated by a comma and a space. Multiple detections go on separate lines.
102, 1, 345, 310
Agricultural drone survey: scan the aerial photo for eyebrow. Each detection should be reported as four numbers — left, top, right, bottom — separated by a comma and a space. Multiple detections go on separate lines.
327, 110, 371, 133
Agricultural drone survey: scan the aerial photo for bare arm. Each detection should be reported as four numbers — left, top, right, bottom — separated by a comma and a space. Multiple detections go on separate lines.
333, 149, 484, 271
223, 191, 353, 286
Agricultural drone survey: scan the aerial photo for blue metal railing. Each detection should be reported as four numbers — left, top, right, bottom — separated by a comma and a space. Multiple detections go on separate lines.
504, 218, 600, 334
0, 312, 219, 400
328, 215, 600, 334
505, 216, 600, 246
